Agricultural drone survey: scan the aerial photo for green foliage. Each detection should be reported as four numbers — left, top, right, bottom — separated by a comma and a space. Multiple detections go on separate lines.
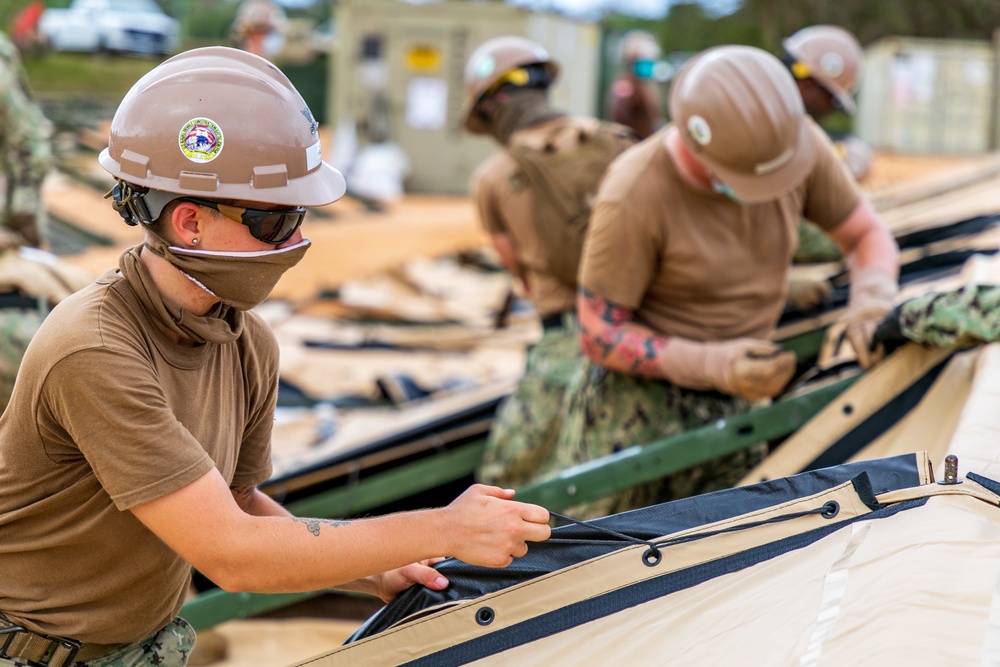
606, 0, 1000, 57
21, 51, 160, 99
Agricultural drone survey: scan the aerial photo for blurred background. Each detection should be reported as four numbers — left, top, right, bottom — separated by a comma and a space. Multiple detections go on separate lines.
8, 0, 1000, 200
7, 0, 1000, 665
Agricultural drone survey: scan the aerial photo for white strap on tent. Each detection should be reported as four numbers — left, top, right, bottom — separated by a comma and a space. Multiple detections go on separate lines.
798, 521, 872, 667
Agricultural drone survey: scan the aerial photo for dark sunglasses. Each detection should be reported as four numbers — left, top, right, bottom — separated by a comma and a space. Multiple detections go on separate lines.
179, 197, 307, 245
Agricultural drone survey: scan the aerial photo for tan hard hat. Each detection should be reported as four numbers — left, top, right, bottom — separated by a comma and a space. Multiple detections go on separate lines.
783, 25, 863, 114
99, 46, 345, 208
669, 45, 816, 204
621, 31, 660, 64
461, 35, 559, 135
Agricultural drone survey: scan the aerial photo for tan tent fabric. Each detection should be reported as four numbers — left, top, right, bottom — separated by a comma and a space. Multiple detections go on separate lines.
294, 478, 889, 666
462, 490, 1000, 666
739, 344, 970, 486
291, 462, 1000, 667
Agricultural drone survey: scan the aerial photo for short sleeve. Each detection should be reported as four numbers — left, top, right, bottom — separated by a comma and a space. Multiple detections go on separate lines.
802, 123, 863, 231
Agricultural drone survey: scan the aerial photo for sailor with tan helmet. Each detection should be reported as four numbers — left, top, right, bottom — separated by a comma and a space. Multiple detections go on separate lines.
553, 45, 899, 515
463, 36, 635, 490
782, 25, 872, 283
0, 47, 551, 667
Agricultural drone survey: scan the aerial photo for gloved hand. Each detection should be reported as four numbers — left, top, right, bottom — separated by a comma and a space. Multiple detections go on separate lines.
787, 275, 832, 311
843, 266, 899, 369
660, 336, 797, 402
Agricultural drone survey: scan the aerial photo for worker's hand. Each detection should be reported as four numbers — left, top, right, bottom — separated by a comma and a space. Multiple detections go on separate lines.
661, 337, 797, 402
787, 275, 832, 311
367, 558, 448, 603
441, 484, 551, 568
842, 267, 898, 369
710, 339, 798, 401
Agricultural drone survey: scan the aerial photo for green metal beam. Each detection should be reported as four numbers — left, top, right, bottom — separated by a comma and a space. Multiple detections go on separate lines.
285, 440, 486, 518
778, 324, 829, 361
181, 589, 328, 632
515, 374, 859, 512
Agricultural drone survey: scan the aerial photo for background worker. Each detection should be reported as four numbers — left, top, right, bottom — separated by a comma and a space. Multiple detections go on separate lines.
783, 24, 871, 268
607, 30, 662, 140
554, 45, 900, 515
0, 47, 551, 667
230, 0, 286, 59
0, 29, 52, 249
463, 36, 635, 489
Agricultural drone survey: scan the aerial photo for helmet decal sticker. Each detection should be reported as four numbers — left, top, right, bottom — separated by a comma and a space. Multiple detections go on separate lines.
820, 52, 845, 78
474, 55, 496, 79
687, 115, 712, 146
179, 118, 224, 163
300, 108, 318, 135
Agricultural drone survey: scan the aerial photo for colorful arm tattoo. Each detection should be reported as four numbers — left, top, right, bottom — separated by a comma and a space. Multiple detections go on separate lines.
579, 287, 667, 377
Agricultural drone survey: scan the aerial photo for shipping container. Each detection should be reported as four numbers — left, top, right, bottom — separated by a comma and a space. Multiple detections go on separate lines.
856, 36, 996, 155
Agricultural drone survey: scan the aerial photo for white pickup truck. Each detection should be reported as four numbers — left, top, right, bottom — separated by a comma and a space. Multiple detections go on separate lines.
39, 0, 179, 57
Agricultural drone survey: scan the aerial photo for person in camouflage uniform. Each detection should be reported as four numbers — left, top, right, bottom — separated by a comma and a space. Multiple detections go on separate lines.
461, 36, 635, 489
555, 46, 899, 518
0, 30, 53, 249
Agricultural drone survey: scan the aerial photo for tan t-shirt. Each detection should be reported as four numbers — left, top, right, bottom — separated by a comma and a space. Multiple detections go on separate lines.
0, 263, 276, 644
472, 116, 608, 318
581, 120, 861, 341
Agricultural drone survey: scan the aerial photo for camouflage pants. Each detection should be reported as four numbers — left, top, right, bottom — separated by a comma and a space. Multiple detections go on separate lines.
0, 307, 43, 411
552, 358, 764, 517
794, 219, 842, 264
898, 284, 1000, 347
477, 315, 581, 488
0, 617, 196, 667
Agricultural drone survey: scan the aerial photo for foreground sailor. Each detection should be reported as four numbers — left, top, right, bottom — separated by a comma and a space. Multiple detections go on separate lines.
554, 45, 899, 515
0, 47, 550, 667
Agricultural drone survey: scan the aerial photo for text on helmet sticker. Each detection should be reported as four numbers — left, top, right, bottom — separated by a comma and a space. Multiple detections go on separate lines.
179, 118, 224, 164
820, 52, 845, 78
687, 115, 712, 146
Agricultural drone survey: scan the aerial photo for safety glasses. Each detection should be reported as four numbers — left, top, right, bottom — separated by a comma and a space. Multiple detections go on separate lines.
179, 197, 307, 245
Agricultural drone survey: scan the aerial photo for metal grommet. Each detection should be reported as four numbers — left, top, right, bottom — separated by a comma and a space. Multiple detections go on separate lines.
476, 607, 495, 626
642, 547, 662, 567
821, 500, 840, 519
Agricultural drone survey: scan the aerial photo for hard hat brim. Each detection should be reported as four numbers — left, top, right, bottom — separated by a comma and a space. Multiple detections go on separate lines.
100, 148, 347, 208
698, 118, 817, 205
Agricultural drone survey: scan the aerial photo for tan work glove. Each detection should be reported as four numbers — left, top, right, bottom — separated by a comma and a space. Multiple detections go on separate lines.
787, 275, 832, 311
661, 336, 797, 402
842, 266, 899, 369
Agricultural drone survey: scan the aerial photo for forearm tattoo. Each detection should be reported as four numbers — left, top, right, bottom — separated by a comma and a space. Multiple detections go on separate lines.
292, 516, 351, 536
579, 287, 666, 376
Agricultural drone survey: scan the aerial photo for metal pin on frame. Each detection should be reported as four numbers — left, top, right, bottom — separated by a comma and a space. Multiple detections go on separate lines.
940, 454, 962, 485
